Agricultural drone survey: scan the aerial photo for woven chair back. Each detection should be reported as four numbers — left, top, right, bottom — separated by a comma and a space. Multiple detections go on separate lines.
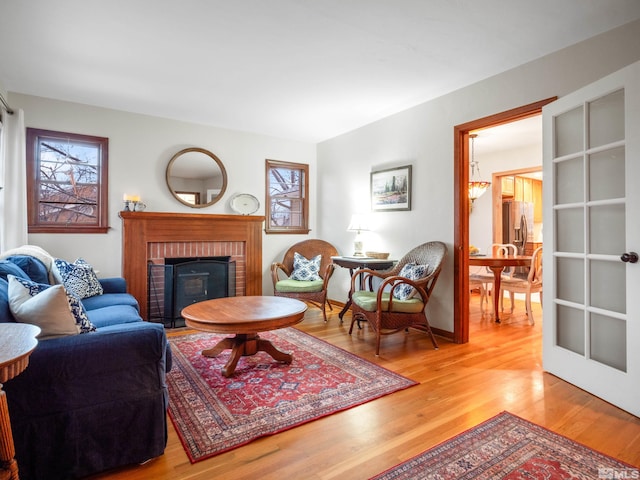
281, 239, 339, 278
384, 241, 447, 293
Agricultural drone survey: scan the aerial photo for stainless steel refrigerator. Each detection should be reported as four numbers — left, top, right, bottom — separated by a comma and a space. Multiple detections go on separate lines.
502, 201, 534, 255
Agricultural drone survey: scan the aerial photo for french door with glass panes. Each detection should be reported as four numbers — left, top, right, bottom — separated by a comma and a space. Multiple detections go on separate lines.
542, 60, 640, 417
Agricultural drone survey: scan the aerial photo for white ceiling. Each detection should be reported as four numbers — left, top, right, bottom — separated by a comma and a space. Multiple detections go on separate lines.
473, 115, 543, 155
1, 1, 639, 143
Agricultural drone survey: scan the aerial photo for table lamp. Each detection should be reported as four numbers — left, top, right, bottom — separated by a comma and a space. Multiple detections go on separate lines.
347, 214, 370, 256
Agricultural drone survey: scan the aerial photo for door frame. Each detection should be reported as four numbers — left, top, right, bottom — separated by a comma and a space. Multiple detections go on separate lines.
453, 97, 556, 343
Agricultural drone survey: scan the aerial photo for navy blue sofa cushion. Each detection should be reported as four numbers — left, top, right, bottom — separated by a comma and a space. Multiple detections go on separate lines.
82, 291, 139, 311
87, 304, 143, 327
4, 255, 49, 284
0, 260, 29, 282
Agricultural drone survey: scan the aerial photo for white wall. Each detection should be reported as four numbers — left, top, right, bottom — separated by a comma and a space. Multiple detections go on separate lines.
8, 94, 317, 295
469, 143, 542, 254
316, 19, 640, 333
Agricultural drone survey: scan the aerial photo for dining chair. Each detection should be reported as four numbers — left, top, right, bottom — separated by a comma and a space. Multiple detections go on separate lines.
499, 246, 542, 325
469, 243, 517, 314
469, 268, 490, 314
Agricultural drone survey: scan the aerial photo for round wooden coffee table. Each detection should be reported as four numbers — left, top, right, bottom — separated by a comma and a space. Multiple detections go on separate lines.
181, 296, 307, 377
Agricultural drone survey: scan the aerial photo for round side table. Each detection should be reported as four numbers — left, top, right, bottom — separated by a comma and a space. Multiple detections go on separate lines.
0, 323, 40, 480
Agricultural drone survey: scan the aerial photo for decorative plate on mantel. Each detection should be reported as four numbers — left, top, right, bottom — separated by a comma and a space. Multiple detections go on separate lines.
230, 193, 260, 215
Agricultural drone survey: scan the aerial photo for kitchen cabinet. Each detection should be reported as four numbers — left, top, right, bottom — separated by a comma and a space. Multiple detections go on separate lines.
533, 179, 542, 223
501, 176, 514, 196
506, 175, 541, 211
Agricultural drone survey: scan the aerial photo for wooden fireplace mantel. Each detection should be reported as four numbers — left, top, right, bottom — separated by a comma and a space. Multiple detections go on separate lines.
120, 211, 265, 320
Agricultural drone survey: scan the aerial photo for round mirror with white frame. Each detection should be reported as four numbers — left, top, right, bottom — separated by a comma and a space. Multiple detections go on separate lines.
166, 147, 228, 208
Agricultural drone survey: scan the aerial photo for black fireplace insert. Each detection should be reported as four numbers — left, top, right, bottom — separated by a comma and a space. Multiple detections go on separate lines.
148, 256, 236, 327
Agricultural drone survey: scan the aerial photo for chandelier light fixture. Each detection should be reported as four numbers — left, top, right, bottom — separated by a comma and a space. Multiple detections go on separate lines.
468, 133, 491, 207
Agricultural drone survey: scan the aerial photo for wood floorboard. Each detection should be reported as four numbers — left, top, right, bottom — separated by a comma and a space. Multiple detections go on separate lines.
89, 295, 640, 479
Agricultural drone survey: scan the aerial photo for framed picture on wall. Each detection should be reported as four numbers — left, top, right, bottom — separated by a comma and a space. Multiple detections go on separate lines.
370, 165, 412, 211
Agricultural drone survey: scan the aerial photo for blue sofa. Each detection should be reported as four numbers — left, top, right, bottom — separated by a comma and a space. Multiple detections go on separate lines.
0, 254, 172, 480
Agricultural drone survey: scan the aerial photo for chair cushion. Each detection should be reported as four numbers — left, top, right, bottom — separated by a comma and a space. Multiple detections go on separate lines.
393, 263, 429, 300
275, 278, 324, 293
290, 252, 322, 281
352, 291, 424, 313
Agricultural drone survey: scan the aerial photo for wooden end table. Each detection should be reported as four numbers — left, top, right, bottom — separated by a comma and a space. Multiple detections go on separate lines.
331, 256, 396, 321
0, 323, 40, 480
181, 296, 307, 377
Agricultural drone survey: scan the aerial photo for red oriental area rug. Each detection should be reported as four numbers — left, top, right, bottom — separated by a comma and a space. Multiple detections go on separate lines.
167, 328, 417, 463
371, 411, 637, 480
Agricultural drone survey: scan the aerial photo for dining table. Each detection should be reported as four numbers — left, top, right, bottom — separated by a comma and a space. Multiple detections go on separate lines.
468, 253, 532, 322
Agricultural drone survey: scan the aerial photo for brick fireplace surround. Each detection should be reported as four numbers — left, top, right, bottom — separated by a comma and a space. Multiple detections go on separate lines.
120, 211, 265, 320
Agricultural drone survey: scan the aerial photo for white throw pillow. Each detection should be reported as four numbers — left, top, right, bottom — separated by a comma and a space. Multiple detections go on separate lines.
393, 263, 430, 300
53, 258, 104, 299
8, 274, 96, 340
290, 252, 322, 281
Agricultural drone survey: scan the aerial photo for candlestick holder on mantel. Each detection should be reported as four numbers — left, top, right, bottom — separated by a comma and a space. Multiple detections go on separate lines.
123, 194, 142, 212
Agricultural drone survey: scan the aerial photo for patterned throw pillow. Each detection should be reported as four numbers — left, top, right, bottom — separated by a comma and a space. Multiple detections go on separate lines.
290, 253, 322, 281
53, 258, 104, 299
393, 263, 430, 300
7, 274, 96, 339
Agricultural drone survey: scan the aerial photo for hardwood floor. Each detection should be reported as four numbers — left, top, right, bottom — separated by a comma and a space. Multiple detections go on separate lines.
90, 296, 640, 479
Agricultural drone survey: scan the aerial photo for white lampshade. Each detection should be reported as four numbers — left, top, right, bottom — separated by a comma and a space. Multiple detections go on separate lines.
347, 214, 370, 233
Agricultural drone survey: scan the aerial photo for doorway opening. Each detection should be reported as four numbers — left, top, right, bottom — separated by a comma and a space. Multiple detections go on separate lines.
453, 97, 556, 343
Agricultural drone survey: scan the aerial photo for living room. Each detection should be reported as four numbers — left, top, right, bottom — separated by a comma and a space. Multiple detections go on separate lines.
1, 3, 640, 479
2, 19, 638, 335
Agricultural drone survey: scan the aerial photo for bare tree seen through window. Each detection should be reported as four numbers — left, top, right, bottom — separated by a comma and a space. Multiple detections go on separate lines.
26, 129, 109, 233
265, 159, 309, 234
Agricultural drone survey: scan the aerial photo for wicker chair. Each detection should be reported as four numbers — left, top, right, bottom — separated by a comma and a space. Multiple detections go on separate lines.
348, 241, 447, 355
271, 239, 339, 321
